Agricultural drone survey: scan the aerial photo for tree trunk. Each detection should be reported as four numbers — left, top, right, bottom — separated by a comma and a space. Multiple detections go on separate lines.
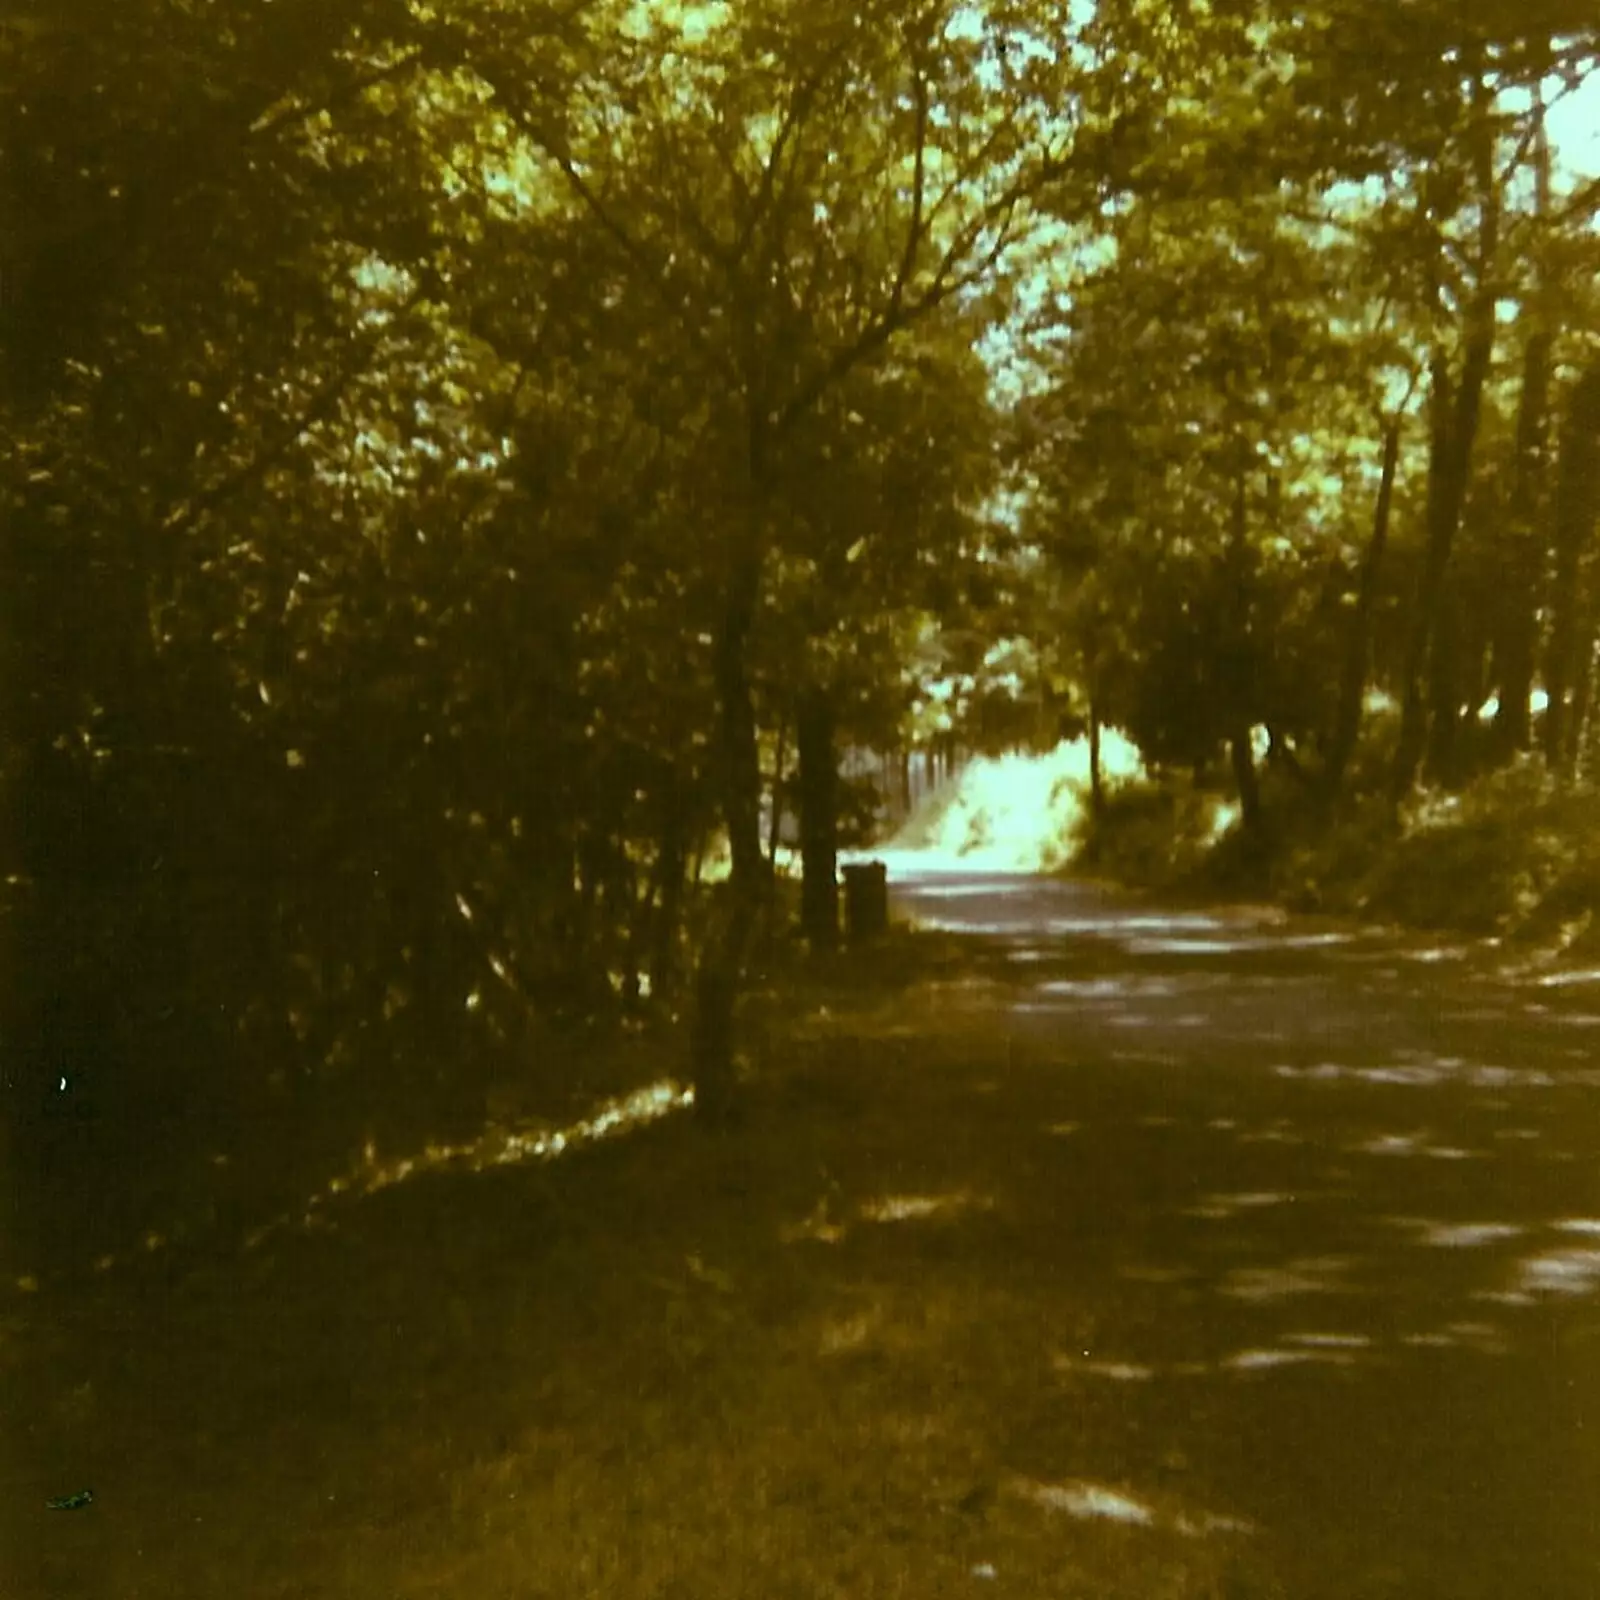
690, 521, 766, 1122
1541, 363, 1600, 774
1393, 77, 1499, 800
767, 714, 788, 869
648, 763, 686, 1002
1394, 331, 1493, 796
1489, 47, 1553, 761
796, 686, 839, 953
1220, 457, 1263, 845
1493, 326, 1553, 760
1087, 695, 1104, 819
1229, 724, 1263, 841
1266, 725, 1311, 785
1569, 629, 1598, 778
1424, 581, 1467, 787
1494, 343, 1553, 763
1326, 413, 1401, 799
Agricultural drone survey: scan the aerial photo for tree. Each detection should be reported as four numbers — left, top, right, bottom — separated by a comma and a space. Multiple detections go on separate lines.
759, 306, 1001, 947
1541, 362, 1600, 774
475, 0, 1083, 1113
0, 0, 617, 1258
1018, 162, 1373, 836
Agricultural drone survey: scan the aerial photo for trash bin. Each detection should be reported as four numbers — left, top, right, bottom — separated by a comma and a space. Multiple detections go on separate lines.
841, 860, 889, 944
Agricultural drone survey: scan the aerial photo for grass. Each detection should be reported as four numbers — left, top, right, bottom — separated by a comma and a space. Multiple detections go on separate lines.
4, 958, 1273, 1600
10, 904, 1600, 1597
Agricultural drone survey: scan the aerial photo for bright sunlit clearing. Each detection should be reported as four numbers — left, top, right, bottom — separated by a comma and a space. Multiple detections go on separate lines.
871, 733, 1145, 874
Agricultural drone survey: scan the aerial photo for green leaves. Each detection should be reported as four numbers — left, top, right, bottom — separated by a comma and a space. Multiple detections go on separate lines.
8, 0, 1596, 1252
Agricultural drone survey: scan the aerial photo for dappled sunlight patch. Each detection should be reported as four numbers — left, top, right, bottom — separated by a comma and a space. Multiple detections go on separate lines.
1128, 936, 1246, 955
237, 1080, 692, 1256
1235, 1121, 1306, 1145
1008, 1477, 1256, 1541
1474, 1289, 1537, 1306
1223, 1346, 1356, 1371
1126, 930, 1354, 956
1512, 1246, 1600, 1300
1403, 1321, 1508, 1354
381, 1079, 690, 1184
1186, 1191, 1296, 1220
1221, 1257, 1355, 1302
1055, 1330, 1380, 1382
1351, 1129, 1480, 1160
1273, 932, 1358, 950
1051, 1351, 1155, 1381
859, 1189, 994, 1225
1277, 1054, 1559, 1089
1044, 1120, 1080, 1137
1533, 967, 1600, 988
1007, 945, 1053, 962
1011, 1477, 1154, 1525
1280, 1061, 1441, 1086
1388, 1218, 1525, 1249
1286, 1331, 1372, 1350
1034, 975, 1175, 999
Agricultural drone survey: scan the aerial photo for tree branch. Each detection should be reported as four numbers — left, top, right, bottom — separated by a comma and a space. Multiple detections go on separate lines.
247, 49, 426, 140
484, 79, 732, 377
740, 38, 855, 263
772, 128, 1070, 442
888, 37, 931, 319
1555, 173, 1600, 229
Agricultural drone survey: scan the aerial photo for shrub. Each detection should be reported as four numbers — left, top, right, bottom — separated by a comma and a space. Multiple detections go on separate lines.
1360, 763, 1588, 936
1072, 776, 1225, 889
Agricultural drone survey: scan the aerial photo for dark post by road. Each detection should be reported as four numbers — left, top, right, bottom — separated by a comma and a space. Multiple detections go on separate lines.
841, 861, 889, 944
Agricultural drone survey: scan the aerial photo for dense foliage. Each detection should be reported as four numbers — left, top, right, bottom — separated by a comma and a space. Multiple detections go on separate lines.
3, 0, 1598, 1262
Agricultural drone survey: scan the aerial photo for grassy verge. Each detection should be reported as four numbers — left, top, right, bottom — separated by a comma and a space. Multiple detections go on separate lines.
1072, 757, 1600, 965
6, 980, 1271, 1600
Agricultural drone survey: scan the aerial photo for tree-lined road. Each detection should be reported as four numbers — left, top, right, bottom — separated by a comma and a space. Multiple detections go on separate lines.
881, 868, 1600, 1598
8, 869, 1600, 1600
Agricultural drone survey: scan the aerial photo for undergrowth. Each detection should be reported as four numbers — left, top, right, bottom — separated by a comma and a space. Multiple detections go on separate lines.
1074, 755, 1600, 956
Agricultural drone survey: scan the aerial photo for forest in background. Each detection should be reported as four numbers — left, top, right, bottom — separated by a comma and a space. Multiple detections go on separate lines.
3, 0, 1599, 1266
